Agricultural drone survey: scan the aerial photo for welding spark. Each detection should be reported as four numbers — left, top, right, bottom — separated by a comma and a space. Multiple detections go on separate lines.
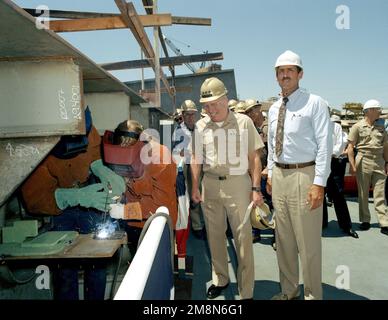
95, 220, 119, 239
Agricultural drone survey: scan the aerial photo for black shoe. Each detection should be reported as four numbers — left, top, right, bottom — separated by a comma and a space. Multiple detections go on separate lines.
359, 222, 371, 230
344, 228, 359, 239
192, 228, 206, 240
207, 283, 229, 299
381, 227, 388, 236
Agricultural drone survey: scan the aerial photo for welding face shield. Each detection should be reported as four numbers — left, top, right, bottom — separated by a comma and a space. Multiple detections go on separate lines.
52, 106, 93, 159
102, 130, 146, 179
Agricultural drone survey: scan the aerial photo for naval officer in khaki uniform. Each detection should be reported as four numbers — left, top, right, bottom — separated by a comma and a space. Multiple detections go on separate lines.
190, 77, 264, 299
348, 99, 388, 235
267, 50, 332, 300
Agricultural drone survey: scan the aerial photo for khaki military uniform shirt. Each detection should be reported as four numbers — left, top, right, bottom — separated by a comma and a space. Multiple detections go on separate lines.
348, 119, 388, 156
192, 111, 264, 176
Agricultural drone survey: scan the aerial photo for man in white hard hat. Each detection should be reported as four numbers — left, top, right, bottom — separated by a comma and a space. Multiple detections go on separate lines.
172, 100, 206, 239
190, 77, 264, 299
347, 99, 388, 235
267, 50, 332, 300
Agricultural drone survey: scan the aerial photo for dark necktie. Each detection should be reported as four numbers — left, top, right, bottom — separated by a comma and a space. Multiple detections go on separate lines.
275, 97, 289, 158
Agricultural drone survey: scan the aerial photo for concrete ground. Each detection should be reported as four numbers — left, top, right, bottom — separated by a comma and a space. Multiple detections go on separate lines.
185, 197, 388, 300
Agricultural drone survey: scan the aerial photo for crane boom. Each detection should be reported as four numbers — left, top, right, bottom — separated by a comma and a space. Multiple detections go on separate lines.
163, 35, 196, 73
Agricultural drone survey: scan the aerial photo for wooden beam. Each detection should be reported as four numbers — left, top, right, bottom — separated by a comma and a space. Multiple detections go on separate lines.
141, 0, 175, 82
100, 52, 224, 70
23, 8, 212, 26
115, 1, 154, 62
114, 1, 173, 98
49, 14, 172, 32
172, 16, 211, 26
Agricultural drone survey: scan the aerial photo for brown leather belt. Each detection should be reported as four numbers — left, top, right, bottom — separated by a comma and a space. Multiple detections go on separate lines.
275, 161, 315, 169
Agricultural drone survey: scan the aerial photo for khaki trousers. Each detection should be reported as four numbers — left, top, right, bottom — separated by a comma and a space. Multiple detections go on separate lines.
184, 164, 204, 231
201, 173, 254, 299
272, 165, 323, 300
355, 154, 388, 227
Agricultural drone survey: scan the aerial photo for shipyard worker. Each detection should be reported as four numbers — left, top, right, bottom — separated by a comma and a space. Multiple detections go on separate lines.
347, 99, 388, 236
266, 50, 332, 300
102, 119, 178, 250
21, 107, 122, 300
190, 77, 264, 300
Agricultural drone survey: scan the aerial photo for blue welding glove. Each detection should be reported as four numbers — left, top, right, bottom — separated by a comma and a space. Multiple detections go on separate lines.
55, 183, 108, 212
90, 159, 126, 199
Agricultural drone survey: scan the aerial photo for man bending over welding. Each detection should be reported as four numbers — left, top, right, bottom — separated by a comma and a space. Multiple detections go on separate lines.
101, 119, 177, 254
21, 107, 125, 300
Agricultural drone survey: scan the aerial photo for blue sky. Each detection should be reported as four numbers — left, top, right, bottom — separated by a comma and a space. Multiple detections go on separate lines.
14, 0, 388, 108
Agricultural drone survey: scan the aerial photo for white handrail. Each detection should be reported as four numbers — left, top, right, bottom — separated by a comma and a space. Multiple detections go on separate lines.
114, 207, 173, 300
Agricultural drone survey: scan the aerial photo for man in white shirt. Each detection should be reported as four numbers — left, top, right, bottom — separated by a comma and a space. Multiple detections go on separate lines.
267, 50, 332, 300
322, 115, 358, 238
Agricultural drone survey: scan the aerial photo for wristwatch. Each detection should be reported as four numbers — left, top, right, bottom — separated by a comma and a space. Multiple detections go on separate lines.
251, 187, 261, 192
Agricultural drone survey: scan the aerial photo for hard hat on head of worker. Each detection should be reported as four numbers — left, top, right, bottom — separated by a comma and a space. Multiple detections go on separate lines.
228, 99, 238, 111
199, 77, 228, 103
363, 99, 382, 111
180, 100, 198, 112
275, 50, 303, 69
234, 101, 247, 114
250, 203, 275, 230
245, 99, 262, 112
330, 115, 341, 122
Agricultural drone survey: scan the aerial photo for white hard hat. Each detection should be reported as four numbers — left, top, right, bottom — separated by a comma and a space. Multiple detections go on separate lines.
363, 99, 382, 111
275, 50, 303, 69
330, 115, 341, 122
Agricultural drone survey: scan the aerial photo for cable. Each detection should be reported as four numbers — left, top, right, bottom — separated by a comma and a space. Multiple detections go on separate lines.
166, 36, 207, 55
0, 265, 36, 285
